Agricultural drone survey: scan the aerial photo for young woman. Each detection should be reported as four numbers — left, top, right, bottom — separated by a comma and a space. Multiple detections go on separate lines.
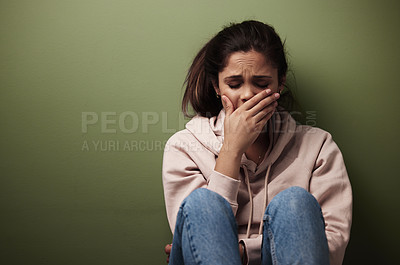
162, 20, 352, 265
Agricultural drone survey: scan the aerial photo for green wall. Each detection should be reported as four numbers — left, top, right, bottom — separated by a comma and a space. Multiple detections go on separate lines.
1, 0, 399, 264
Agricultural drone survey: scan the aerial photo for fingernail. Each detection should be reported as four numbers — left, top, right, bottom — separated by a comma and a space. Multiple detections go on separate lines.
274, 93, 280, 99
266, 89, 271, 94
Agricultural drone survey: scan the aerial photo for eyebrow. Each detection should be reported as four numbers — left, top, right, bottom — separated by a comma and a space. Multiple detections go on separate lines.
224, 75, 272, 82
253, 75, 272, 79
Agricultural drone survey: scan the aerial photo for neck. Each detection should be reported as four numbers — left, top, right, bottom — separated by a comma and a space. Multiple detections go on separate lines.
245, 131, 269, 165
255, 130, 269, 146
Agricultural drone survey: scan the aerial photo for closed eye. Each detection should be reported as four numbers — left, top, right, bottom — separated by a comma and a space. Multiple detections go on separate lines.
256, 83, 270, 89
228, 83, 242, 89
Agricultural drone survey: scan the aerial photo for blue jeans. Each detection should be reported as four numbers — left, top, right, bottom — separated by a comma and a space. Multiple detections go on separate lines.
169, 187, 329, 265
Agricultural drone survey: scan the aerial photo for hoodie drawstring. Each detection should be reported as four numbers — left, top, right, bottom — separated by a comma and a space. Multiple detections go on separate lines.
244, 114, 275, 238
259, 164, 271, 235
243, 168, 253, 238
243, 163, 272, 238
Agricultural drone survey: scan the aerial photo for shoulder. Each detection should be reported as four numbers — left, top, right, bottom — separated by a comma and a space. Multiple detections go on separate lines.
275, 110, 333, 147
164, 129, 198, 153
294, 124, 334, 145
162, 126, 218, 178
286, 124, 342, 162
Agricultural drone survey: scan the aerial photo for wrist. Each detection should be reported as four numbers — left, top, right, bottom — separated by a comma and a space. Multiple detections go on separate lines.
214, 146, 242, 180
220, 142, 243, 159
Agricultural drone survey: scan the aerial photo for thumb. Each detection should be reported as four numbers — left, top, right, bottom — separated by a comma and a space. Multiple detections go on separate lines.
221, 95, 234, 115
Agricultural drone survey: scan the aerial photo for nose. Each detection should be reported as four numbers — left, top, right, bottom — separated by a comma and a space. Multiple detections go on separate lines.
240, 84, 257, 102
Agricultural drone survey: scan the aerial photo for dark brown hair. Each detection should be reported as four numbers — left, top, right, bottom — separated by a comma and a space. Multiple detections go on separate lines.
182, 20, 292, 118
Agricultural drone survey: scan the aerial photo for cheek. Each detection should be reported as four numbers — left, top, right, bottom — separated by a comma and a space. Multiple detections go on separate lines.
221, 92, 239, 109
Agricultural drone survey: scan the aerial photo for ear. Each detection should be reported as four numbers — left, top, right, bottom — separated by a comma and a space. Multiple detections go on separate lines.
278, 75, 286, 94
212, 80, 220, 95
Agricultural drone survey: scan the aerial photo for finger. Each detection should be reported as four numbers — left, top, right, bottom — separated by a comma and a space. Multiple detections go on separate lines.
240, 88, 272, 111
254, 105, 276, 130
164, 244, 172, 254
249, 92, 280, 116
221, 95, 234, 116
253, 101, 278, 123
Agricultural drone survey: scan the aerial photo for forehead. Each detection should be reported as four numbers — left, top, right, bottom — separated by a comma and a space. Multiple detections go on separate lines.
221, 50, 276, 76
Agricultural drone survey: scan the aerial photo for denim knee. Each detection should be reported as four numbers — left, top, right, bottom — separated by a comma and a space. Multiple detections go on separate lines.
262, 186, 329, 265
181, 188, 232, 216
266, 186, 322, 218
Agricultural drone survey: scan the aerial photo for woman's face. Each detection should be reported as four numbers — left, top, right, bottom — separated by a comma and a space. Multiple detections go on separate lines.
214, 50, 284, 110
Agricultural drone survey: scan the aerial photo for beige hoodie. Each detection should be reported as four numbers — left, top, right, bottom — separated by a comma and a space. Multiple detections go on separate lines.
162, 109, 352, 265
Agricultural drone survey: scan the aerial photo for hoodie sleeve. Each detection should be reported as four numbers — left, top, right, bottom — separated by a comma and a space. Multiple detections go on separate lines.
309, 132, 353, 265
162, 132, 241, 232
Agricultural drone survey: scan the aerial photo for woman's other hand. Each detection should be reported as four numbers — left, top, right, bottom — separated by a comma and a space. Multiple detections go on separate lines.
164, 243, 172, 263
